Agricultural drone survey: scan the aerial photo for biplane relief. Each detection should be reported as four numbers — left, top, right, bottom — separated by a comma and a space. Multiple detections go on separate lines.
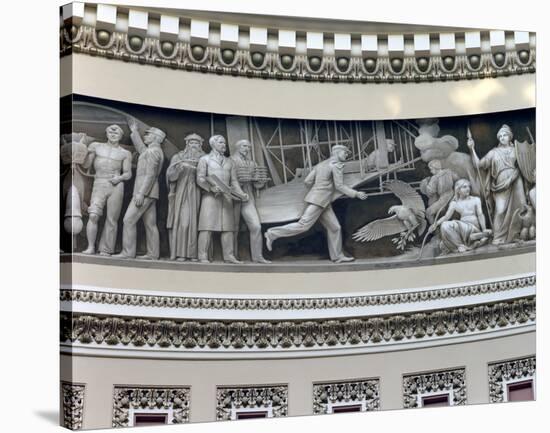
60, 100, 535, 268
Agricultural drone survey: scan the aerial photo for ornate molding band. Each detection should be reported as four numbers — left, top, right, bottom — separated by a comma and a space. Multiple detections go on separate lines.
61, 296, 535, 351
488, 356, 536, 403
112, 386, 190, 427
61, 25, 535, 85
216, 385, 288, 420
313, 379, 380, 414
403, 368, 466, 408
61, 275, 535, 312
61, 382, 85, 430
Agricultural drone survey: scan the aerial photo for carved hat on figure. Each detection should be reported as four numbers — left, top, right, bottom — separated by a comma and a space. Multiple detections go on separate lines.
331, 144, 350, 155
497, 124, 514, 140
146, 127, 166, 142
184, 133, 204, 143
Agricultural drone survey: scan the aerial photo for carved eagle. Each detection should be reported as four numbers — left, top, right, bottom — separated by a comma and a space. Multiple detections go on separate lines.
352, 180, 427, 242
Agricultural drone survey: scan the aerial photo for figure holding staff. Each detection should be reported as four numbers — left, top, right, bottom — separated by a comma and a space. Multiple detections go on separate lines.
467, 124, 526, 244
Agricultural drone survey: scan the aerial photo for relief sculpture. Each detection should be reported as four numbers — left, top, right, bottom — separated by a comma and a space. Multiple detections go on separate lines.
60, 100, 535, 268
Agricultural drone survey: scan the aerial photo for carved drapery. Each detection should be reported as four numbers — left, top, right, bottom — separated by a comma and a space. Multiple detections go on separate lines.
216, 385, 288, 420
312, 379, 380, 414
112, 386, 190, 427
403, 368, 466, 408
61, 296, 535, 351
488, 356, 536, 403
61, 382, 86, 430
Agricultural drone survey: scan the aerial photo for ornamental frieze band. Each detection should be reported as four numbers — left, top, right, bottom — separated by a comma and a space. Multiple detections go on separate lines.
61, 296, 534, 351
60, 25, 535, 85
60, 275, 534, 311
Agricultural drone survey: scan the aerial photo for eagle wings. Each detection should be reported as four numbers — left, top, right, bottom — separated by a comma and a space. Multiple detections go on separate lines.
352, 181, 426, 242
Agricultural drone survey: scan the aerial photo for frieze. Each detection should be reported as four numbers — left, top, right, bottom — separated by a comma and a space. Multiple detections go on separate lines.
60, 25, 535, 85
112, 386, 190, 427
61, 296, 535, 351
60, 275, 534, 311
313, 379, 380, 414
403, 368, 466, 408
488, 356, 536, 403
61, 101, 536, 266
61, 382, 86, 430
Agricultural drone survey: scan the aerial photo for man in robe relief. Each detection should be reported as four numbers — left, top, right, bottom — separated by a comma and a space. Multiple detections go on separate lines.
166, 133, 205, 261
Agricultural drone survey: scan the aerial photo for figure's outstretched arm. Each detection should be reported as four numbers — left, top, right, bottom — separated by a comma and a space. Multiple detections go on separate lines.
130, 130, 147, 154
332, 165, 359, 198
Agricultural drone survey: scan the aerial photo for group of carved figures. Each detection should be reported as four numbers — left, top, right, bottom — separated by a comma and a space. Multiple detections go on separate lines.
420, 124, 536, 254
71, 119, 274, 263
63, 119, 535, 263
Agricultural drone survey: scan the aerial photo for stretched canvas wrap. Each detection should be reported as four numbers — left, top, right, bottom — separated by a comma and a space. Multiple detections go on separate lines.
60, 2, 536, 430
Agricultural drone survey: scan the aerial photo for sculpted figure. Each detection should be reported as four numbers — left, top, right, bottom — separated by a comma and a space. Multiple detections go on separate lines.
265, 145, 368, 263
114, 119, 165, 259
166, 133, 205, 261
196, 135, 248, 263
467, 124, 527, 244
366, 139, 396, 171
82, 125, 132, 255
420, 159, 459, 223
231, 139, 271, 264
428, 179, 492, 254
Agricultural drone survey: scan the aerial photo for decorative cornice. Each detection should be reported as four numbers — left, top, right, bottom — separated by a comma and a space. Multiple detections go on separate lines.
313, 379, 380, 414
112, 386, 191, 427
61, 296, 535, 352
216, 385, 288, 420
61, 382, 85, 430
403, 368, 466, 408
60, 275, 535, 312
488, 356, 536, 403
60, 25, 535, 85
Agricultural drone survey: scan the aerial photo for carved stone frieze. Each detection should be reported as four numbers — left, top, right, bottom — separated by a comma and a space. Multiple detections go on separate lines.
216, 385, 288, 420
61, 382, 85, 430
60, 296, 535, 351
60, 274, 534, 311
488, 356, 536, 403
313, 379, 380, 414
112, 386, 191, 427
60, 25, 535, 84
403, 368, 466, 408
